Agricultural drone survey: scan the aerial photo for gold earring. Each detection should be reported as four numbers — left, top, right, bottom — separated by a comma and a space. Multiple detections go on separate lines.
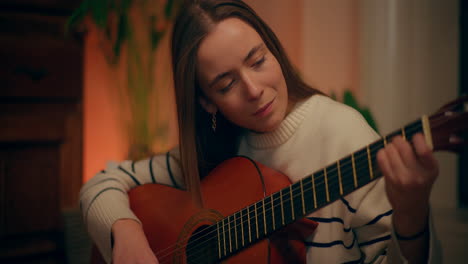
211, 112, 217, 132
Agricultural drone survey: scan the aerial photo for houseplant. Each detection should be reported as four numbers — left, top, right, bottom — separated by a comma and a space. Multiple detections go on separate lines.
67, 0, 182, 159
332, 90, 379, 133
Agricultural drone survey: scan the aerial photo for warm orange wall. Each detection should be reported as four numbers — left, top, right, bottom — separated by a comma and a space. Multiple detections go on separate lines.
302, 0, 360, 98
245, 0, 303, 70
246, 0, 360, 98
83, 26, 129, 182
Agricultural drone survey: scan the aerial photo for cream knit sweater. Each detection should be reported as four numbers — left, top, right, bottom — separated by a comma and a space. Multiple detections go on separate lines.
80, 95, 441, 263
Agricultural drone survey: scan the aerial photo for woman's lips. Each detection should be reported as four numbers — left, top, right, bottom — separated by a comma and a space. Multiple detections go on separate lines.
253, 98, 275, 117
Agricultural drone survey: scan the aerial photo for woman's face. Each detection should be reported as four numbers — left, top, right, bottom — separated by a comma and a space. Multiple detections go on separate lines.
196, 18, 289, 133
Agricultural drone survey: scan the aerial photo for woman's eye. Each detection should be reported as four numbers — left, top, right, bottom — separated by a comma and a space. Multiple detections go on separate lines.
219, 80, 235, 93
252, 56, 266, 68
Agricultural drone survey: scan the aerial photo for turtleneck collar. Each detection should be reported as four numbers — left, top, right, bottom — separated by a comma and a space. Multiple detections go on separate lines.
244, 95, 318, 149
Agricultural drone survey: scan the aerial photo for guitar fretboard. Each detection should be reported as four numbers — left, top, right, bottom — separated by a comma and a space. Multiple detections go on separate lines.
203, 119, 425, 261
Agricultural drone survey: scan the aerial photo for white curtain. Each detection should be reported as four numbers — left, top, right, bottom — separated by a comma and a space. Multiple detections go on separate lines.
359, 0, 459, 209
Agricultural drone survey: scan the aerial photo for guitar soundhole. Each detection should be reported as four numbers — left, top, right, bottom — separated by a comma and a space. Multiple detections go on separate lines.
186, 225, 218, 264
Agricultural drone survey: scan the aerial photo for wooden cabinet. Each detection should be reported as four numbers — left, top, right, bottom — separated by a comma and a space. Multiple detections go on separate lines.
0, 1, 83, 263
1, 13, 82, 99
0, 0, 81, 14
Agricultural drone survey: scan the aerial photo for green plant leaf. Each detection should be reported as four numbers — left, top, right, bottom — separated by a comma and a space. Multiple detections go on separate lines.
91, 0, 111, 29
151, 29, 165, 51
338, 90, 380, 133
65, 0, 91, 34
165, 0, 175, 19
361, 109, 379, 132
120, 0, 132, 13
343, 90, 359, 109
112, 14, 129, 62
149, 14, 166, 51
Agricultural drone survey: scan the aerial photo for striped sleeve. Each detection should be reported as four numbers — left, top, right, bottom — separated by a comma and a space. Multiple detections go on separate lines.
79, 147, 184, 263
349, 178, 397, 263
295, 98, 441, 263
328, 105, 403, 263
349, 177, 441, 264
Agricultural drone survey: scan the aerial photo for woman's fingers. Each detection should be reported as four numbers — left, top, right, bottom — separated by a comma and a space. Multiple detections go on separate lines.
377, 148, 393, 178
412, 133, 439, 173
378, 134, 437, 181
392, 136, 417, 168
381, 137, 411, 187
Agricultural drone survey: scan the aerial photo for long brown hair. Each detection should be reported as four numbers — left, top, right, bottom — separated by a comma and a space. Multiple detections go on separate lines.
171, 0, 322, 206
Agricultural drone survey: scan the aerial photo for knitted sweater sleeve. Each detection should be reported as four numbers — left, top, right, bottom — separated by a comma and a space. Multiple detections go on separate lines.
321, 102, 441, 263
79, 148, 184, 263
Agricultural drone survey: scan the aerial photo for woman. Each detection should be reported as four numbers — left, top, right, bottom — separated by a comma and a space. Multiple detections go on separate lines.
80, 0, 441, 263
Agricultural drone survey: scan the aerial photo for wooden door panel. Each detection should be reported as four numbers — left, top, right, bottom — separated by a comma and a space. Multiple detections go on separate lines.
3, 144, 60, 235
0, 13, 83, 99
0, 2, 83, 262
0, 0, 81, 14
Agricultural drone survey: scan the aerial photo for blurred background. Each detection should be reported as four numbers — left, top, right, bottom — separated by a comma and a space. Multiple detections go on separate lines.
1, 0, 466, 263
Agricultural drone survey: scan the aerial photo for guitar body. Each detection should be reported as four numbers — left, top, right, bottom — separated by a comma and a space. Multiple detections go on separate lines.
91, 156, 317, 264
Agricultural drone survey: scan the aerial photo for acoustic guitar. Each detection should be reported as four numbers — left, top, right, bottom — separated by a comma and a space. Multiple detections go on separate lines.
91, 96, 468, 264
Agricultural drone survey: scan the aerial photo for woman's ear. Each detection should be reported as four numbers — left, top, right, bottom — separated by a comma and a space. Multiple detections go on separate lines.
198, 96, 218, 114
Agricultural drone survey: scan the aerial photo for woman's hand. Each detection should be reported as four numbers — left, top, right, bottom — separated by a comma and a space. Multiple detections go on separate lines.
377, 133, 438, 223
377, 133, 439, 263
112, 219, 159, 264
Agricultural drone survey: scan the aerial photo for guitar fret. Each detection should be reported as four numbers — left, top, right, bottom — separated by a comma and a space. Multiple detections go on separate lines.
228, 217, 232, 253
222, 219, 226, 257
271, 195, 276, 230
422, 115, 434, 150
254, 203, 259, 239
401, 127, 406, 140
247, 207, 252, 243
280, 189, 285, 226
311, 173, 317, 208
290, 185, 295, 220
262, 199, 267, 235
325, 164, 340, 202
337, 160, 343, 195
217, 222, 221, 259
367, 145, 374, 180
300, 177, 313, 213
354, 149, 368, 187
300, 180, 306, 215
240, 210, 245, 247
351, 153, 358, 188
234, 213, 238, 250
383, 135, 388, 146
314, 171, 327, 207
324, 168, 330, 202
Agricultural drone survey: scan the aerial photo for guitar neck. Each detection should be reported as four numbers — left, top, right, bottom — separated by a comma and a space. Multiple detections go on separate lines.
214, 117, 426, 261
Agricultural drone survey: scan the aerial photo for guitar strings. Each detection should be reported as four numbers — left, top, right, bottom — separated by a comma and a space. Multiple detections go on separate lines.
168, 112, 458, 263
158, 143, 391, 264
174, 149, 383, 264
184, 108, 468, 263
165, 109, 443, 262
156, 122, 423, 263
156, 121, 426, 263
164, 154, 379, 264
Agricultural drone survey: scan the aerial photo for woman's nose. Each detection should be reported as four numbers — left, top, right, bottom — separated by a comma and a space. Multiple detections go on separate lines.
242, 72, 263, 100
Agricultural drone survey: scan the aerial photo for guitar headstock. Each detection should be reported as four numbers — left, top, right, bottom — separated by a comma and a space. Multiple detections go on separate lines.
429, 95, 468, 152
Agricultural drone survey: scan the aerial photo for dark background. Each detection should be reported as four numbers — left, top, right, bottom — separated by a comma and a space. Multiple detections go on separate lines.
459, 0, 467, 208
